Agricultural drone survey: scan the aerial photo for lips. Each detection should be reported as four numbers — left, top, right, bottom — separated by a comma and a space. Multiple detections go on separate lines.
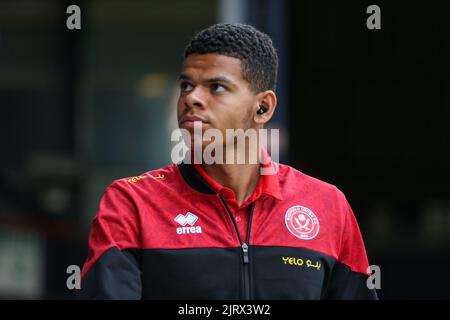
179, 115, 209, 129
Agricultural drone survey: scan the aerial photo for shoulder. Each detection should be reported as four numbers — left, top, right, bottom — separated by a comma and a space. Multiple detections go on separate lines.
105, 163, 180, 196
277, 163, 347, 200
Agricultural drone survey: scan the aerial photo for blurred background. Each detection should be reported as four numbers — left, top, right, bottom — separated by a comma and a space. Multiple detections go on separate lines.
0, 0, 449, 299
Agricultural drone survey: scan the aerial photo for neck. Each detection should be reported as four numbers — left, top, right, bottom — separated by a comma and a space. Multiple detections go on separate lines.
200, 162, 260, 206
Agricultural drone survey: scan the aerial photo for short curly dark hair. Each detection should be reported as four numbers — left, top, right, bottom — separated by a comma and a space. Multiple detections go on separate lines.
184, 23, 278, 93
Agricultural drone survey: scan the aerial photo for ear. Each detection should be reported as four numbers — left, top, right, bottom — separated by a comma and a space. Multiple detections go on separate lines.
253, 90, 277, 125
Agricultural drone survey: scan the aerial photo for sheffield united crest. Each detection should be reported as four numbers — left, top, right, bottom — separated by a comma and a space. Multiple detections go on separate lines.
285, 205, 320, 240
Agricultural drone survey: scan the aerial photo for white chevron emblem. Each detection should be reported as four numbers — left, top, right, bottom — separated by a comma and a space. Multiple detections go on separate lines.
174, 212, 199, 226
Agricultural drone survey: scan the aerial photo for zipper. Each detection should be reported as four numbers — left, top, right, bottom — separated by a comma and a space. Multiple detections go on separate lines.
218, 194, 255, 299
243, 203, 255, 300
241, 243, 249, 263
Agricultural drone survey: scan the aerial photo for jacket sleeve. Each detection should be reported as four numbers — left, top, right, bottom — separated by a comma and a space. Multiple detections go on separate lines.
79, 182, 142, 299
323, 198, 378, 300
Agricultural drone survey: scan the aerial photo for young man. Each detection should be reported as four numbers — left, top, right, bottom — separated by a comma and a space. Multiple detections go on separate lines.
80, 23, 378, 299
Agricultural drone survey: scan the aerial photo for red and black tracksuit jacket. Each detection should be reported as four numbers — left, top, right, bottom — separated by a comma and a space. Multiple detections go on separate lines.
80, 158, 378, 299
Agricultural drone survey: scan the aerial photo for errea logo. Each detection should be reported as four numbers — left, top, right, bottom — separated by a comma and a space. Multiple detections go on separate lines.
174, 212, 203, 235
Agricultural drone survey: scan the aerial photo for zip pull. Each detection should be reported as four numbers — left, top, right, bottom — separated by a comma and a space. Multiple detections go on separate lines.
242, 243, 249, 264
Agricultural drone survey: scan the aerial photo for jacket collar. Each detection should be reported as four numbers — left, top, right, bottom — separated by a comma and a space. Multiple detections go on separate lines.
177, 148, 283, 201
177, 161, 217, 195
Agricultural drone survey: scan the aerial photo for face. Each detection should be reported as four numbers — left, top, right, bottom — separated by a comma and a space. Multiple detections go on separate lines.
177, 53, 259, 147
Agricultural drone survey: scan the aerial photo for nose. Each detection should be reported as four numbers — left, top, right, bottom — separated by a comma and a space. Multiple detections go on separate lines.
183, 86, 206, 110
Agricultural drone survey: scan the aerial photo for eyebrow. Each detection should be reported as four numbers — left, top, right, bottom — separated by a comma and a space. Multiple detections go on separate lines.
178, 74, 191, 81
178, 74, 237, 87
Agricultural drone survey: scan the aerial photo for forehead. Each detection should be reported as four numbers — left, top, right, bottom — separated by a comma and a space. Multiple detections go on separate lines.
181, 53, 245, 81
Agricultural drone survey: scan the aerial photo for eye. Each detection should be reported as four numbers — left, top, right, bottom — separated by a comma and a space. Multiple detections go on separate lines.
180, 82, 193, 92
212, 84, 226, 93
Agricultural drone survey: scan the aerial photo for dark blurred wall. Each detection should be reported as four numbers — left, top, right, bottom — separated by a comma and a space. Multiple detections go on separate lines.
290, 0, 450, 299
0, 0, 217, 299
